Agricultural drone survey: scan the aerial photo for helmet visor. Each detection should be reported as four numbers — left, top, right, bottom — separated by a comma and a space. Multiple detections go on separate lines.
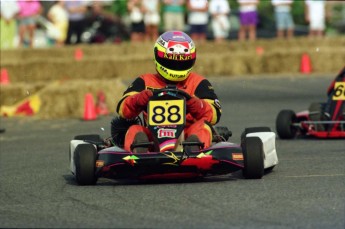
154, 48, 196, 71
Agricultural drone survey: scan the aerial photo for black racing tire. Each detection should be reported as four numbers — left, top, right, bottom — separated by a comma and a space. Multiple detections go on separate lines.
242, 137, 264, 179
241, 127, 271, 140
276, 110, 297, 139
74, 134, 102, 143
243, 127, 272, 134
240, 127, 271, 147
75, 144, 97, 185
264, 166, 275, 173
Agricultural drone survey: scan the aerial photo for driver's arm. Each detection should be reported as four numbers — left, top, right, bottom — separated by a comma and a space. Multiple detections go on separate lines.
116, 77, 148, 119
194, 79, 222, 125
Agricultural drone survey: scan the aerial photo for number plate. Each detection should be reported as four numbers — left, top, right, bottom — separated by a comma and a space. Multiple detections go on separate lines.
332, 82, 345, 100
148, 100, 185, 126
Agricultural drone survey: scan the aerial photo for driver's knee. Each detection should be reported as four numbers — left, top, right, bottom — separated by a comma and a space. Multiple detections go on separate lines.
124, 125, 150, 152
185, 120, 212, 148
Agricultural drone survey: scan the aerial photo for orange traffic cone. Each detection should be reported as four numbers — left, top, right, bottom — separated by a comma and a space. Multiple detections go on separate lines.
83, 93, 97, 121
256, 46, 264, 56
95, 91, 109, 116
74, 48, 83, 61
0, 69, 10, 85
300, 53, 312, 74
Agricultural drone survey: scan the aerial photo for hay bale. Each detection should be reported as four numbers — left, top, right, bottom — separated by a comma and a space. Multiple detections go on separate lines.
0, 83, 46, 106
309, 48, 345, 73
1, 36, 344, 82
37, 79, 127, 119
1, 55, 155, 83
0, 79, 126, 119
262, 51, 302, 74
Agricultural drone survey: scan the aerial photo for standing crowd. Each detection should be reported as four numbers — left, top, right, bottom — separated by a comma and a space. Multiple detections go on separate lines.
0, 0, 337, 49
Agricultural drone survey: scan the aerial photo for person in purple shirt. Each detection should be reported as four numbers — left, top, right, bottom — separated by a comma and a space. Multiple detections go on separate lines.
237, 0, 259, 41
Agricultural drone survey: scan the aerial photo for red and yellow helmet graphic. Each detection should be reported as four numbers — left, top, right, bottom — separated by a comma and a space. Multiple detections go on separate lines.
154, 31, 196, 82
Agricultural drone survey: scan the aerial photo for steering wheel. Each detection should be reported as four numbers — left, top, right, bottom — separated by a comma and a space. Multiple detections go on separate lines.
153, 86, 192, 101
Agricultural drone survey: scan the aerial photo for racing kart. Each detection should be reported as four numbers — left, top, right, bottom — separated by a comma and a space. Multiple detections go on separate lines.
69, 86, 278, 185
276, 68, 345, 139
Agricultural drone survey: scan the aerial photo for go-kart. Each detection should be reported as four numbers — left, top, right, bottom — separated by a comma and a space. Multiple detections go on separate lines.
69, 86, 278, 185
276, 69, 345, 139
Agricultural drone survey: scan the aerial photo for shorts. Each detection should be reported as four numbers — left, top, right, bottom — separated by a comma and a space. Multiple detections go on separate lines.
189, 24, 208, 35
164, 12, 185, 31
144, 13, 160, 26
239, 11, 258, 26
131, 21, 145, 33
310, 16, 325, 31
275, 12, 294, 30
212, 16, 230, 38
18, 17, 36, 26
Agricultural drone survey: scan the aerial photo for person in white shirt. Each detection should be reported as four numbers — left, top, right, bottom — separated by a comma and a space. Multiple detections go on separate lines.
272, 0, 294, 39
209, 0, 230, 43
305, 0, 326, 38
187, 0, 209, 42
143, 0, 160, 41
127, 0, 146, 42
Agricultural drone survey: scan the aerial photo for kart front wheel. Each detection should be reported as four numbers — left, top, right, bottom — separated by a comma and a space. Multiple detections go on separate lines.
240, 126, 271, 148
242, 137, 264, 179
75, 144, 97, 185
276, 110, 298, 139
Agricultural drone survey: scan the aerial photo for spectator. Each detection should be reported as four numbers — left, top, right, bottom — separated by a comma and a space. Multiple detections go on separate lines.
305, 0, 326, 38
127, 0, 146, 42
87, 1, 129, 43
187, 0, 209, 42
65, 0, 88, 45
143, 0, 160, 41
162, 0, 186, 32
272, 0, 294, 39
237, 0, 259, 41
0, 0, 19, 49
17, 0, 42, 48
47, 1, 69, 47
209, 0, 231, 43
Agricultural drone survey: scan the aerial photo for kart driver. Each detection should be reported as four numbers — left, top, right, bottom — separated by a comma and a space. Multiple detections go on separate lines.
324, 66, 345, 128
115, 31, 222, 153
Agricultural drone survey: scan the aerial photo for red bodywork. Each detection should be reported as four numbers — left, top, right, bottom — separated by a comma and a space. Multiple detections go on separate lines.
296, 110, 345, 138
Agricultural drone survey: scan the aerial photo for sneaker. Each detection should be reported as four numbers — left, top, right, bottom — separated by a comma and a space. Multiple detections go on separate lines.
132, 132, 150, 153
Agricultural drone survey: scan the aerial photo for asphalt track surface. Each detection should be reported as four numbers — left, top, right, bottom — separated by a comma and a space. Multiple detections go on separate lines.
0, 74, 344, 228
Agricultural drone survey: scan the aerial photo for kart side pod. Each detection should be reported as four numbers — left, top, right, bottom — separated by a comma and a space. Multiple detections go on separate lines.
246, 132, 279, 170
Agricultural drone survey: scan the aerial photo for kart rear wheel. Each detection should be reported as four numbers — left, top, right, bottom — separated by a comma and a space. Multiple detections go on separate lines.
276, 110, 297, 139
75, 144, 97, 185
74, 134, 102, 142
242, 137, 264, 179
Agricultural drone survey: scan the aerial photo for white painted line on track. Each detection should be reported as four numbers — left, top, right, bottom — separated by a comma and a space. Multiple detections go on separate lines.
285, 174, 344, 178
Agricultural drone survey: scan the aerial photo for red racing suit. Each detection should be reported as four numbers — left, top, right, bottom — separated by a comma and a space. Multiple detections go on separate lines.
116, 72, 222, 152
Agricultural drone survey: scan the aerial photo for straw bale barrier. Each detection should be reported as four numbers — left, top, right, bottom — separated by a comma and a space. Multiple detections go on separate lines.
1, 37, 344, 83
1, 47, 344, 83
1, 36, 344, 64
0, 79, 126, 119
0, 37, 344, 119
